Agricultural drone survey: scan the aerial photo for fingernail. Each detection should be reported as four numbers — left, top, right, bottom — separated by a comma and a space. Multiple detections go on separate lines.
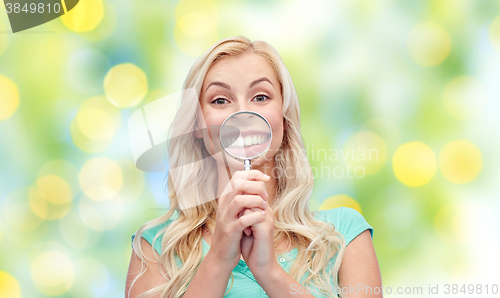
261, 211, 266, 216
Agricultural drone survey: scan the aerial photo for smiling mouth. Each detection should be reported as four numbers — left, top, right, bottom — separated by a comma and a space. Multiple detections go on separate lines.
223, 134, 270, 148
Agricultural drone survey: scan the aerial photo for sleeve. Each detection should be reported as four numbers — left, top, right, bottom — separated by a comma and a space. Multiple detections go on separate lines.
337, 207, 374, 247
131, 223, 167, 255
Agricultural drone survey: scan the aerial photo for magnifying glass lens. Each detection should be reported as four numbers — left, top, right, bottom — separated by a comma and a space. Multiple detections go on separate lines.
220, 111, 272, 167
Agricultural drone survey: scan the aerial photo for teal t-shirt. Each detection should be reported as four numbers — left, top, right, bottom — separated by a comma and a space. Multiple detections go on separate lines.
131, 207, 374, 298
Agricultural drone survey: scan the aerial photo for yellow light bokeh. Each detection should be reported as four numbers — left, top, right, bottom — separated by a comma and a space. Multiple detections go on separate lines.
342, 131, 387, 176
443, 76, 485, 120
407, 22, 451, 67
0, 22, 8, 56
38, 159, 80, 193
0, 271, 21, 298
28, 175, 73, 220
36, 175, 73, 205
439, 139, 482, 184
30, 251, 75, 296
0, 76, 20, 121
61, 0, 104, 32
319, 194, 362, 214
79, 157, 123, 201
489, 15, 500, 53
393, 141, 437, 187
71, 96, 121, 153
104, 63, 148, 108
174, 0, 218, 56
76, 108, 116, 141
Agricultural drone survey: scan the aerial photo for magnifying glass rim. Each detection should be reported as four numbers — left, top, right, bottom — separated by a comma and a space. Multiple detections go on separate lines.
219, 110, 273, 161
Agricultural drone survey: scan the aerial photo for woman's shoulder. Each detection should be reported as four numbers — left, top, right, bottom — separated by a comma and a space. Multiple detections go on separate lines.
313, 207, 374, 246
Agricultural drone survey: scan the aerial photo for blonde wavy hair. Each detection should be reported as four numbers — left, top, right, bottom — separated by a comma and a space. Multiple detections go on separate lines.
130, 35, 347, 298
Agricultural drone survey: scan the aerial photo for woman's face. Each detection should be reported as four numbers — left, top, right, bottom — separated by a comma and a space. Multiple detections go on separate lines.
196, 52, 284, 170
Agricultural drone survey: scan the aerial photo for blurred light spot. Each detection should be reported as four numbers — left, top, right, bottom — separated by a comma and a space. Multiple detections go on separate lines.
30, 251, 75, 296
61, 0, 104, 32
77, 1, 117, 42
0, 271, 21, 298
104, 63, 148, 108
174, 0, 218, 56
489, 15, 500, 53
343, 131, 387, 175
79, 157, 123, 201
117, 159, 145, 203
78, 195, 124, 231
439, 140, 482, 184
443, 76, 485, 120
5, 187, 44, 230
0, 22, 8, 56
67, 48, 110, 94
71, 96, 121, 153
77, 108, 115, 141
36, 175, 72, 205
29, 176, 73, 220
69, 257, 109, 298
319, 194, 362, 214
38, 159, 79, 193
407, 22, 451, 66
0, 76, 20, 120
393, 142, 436, 187
59, 210, 101, 249
434, 203, 466, 245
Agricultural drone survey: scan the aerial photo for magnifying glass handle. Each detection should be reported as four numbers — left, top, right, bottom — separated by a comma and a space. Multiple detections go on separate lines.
244, 159, 251, 171
242, 159, 252, 236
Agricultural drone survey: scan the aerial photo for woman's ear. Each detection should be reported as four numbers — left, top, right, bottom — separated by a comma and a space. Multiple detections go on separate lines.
194, 120, 202, 139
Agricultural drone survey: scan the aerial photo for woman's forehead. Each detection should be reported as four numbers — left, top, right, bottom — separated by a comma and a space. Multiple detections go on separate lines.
204, 53, 278, 85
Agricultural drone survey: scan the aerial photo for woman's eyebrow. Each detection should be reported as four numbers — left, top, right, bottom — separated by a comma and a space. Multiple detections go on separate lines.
205, 77, 273, 93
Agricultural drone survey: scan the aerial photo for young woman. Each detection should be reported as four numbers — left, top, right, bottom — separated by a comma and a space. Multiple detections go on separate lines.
126, 36, 382, 298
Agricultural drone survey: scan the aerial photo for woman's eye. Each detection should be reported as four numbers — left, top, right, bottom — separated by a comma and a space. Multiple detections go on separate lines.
212, 98, 229, 105
253, 94, 270, 102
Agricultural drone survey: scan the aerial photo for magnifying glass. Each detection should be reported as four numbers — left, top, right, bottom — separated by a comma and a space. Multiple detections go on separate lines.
220, 111, 272, 237
220, 110, 272, 170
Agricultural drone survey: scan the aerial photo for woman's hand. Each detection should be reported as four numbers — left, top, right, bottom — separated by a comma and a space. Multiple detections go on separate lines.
240, 201, 277, 279
208, 170, 270, 271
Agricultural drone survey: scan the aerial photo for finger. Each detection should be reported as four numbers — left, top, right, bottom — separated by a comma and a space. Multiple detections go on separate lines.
235, 180, 268, 201
234, 210, 266, 233
220, 170, 270, 198
233, 170, 271, 182
228, 195, 267, 220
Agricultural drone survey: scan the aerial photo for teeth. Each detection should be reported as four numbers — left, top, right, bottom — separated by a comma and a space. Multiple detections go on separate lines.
224, 134, 270, 148
237, 137, 244, 147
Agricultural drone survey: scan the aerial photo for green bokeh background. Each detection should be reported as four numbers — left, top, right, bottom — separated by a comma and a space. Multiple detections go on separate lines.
1, 0, 500, 297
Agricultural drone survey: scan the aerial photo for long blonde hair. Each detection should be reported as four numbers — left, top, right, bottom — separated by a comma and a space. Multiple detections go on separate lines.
130, 35, 347, 298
